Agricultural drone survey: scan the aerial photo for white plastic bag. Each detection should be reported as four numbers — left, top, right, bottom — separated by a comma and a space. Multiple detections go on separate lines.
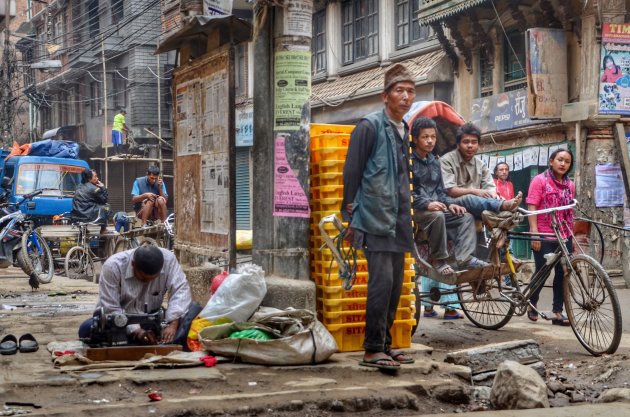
198, 264, 267, 323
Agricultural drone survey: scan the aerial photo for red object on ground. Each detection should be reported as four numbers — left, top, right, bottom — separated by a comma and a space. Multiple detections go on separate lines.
148, 391, 162, 401
210, 271, 229, 296
53, 350, 76, 357
199, 356, 218, 367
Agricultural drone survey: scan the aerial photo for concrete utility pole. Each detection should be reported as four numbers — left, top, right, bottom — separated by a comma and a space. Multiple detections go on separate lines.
1, 0, 13, 148
252, 0, 313, 280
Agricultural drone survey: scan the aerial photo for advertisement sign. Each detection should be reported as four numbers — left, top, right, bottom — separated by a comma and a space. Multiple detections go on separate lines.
273, 137, 310, 218
203, 0, 232, 15
471, 89, 543, 134
599, 23, 630, 115
235, 104, 253, 147
526, 28, 567, 118
274, 50, 311, 131
283, 0, 313, 37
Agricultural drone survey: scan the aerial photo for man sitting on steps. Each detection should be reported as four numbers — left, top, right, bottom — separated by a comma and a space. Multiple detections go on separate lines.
440, 122, 522, 219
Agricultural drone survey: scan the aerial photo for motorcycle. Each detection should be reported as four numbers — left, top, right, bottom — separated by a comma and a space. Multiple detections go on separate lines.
0, 188, 54, 288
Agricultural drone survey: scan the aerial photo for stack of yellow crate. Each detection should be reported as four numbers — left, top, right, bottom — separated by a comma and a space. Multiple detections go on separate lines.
310, 123, 416, 352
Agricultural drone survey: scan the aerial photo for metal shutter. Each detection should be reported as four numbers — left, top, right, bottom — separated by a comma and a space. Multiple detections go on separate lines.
235, 147, 251, 230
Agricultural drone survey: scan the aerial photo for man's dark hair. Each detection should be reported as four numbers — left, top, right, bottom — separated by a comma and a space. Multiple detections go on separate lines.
81, 168, 94, 184
147, 165, 160, 176
455, 122, 481, 144
411, 117, 437, 139
133, 245, 164, 275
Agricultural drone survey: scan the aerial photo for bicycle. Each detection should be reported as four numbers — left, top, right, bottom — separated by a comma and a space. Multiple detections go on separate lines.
0, 189, 54, 286
415, 200, 621, 356
64, 215, 116, 282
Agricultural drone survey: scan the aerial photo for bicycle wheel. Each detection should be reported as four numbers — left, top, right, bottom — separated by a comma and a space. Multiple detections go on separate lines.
137, 236, 158, 247
18, 230, 54, 284
563, 254, 622, 356
457, 279, 515, 330
65, 246, 95, 281
114, 237, 139, 253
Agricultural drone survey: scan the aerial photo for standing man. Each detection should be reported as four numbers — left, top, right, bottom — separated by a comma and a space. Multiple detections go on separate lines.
132, 165, 168, 226
112, 108, 129, 155
341, 63, 416, 371
440, 122, 521, 219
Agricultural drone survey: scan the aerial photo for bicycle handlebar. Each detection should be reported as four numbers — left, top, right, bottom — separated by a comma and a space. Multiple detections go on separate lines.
0, 189, 44, 208
516, 199, 577, 217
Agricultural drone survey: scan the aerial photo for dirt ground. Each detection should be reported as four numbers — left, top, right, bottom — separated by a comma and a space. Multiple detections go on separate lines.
1, 270, 630, 416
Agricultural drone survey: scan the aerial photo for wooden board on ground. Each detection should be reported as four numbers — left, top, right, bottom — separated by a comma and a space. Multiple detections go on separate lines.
85, 344, 182, 361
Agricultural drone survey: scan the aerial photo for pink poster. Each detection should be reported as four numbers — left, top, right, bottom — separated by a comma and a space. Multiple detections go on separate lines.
273, 137, 310, 218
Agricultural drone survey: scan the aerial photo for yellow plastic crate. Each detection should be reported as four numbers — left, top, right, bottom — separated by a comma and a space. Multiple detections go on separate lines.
311, 134, 351, 150
326, 319, 416, 352
318, 294, 415, 314
311, 160, 346, 176
311, 172, 343, 187
311, 271, 370, 287
310, 186, 344, 201
316, 282, 414, 300
310, 261, 414, 284
312, 147, 348, 163
310, 123, 355, 137
312, 259, 368, 274
319, 307, 414, 326
310, 198, 343, 213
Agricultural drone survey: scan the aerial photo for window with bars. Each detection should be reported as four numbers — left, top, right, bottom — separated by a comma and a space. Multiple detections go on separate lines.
111, 70, 128, 110
479, 52, 493, 97
111, 0, 124, 24
312, 10, 326, 74
503, 30, 526, 89
90, 81, 103, 117
88, 0, 100, 38
395, 0, 430, 49
342, 0, 379, 65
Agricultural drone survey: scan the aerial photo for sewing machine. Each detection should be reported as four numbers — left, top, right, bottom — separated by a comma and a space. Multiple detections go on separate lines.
85, 307, 164, 347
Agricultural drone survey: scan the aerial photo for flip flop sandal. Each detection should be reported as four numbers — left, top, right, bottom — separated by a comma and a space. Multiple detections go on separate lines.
527, 309, 539, 322
388, 351, 415, 364
358, 356, 400, 371
0, 334, 18, 355
443, 311, 464, 320
423, 309, 439, 318
18, 333, 39, 353
435, 262, 455, 276
551, 314, 570, 327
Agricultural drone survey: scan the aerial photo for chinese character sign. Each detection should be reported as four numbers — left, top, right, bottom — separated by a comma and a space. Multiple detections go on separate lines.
599, 23, 630, 115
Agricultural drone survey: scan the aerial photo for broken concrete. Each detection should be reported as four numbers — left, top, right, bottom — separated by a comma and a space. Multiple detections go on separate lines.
596, 387, 630, 403
491, 361, 550, 410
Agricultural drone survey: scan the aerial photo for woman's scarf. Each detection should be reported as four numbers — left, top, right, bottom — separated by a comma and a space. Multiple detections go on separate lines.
542, 169, 574, 238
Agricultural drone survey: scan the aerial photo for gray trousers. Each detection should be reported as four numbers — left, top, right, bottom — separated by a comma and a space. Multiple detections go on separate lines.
363, 251, 405, 353
414, 210, 476, 265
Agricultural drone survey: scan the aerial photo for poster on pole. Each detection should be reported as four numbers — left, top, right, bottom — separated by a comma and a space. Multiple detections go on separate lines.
526, 28, 568, 118
283, 0, 313, 37
236, 104, 254, 147
203, 0, 233, 15
599, 23, 630, 115
595, 164, 625, 207
274, 50, 311, 131
273, 137, 310, 218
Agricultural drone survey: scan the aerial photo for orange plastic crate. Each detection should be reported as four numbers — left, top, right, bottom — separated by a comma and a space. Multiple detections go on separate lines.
310, 123, 354, 137
325, 319, 416, 352
318, 294, 415, 314
310, 198, 343, 213
310, 263, 414, 284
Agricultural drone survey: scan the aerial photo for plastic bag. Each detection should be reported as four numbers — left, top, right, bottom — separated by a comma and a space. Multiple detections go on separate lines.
187, 264, 266, 351
200, 308, 338, 365
198, 264, 266, 323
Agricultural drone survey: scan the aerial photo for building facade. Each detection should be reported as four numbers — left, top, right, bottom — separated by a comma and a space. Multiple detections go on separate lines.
16, 0, 176, 212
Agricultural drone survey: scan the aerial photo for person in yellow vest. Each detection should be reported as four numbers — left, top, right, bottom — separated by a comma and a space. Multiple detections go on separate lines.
112, 108, 129, 155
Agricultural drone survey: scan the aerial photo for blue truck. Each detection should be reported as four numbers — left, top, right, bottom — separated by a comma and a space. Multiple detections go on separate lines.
0, 143, 90, 225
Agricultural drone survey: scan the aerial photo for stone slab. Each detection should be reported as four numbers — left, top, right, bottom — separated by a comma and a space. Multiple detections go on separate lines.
444, 339, 543, 375
183, 265, 223, 306
261, 275, 316, 312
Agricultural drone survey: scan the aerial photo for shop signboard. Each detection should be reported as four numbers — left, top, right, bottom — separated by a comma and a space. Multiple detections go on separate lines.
471, 89, 544, 134
599, 23, 630, 115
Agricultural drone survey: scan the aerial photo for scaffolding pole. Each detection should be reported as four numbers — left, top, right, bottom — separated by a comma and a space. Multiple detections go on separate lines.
101, 35, 109, 187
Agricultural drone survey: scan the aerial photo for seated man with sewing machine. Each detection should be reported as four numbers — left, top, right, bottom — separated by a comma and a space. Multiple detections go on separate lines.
78, 245, 196, 347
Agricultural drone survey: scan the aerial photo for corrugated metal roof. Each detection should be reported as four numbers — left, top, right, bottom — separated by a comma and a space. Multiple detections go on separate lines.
418, 0, 490, 25
311, 49, 446, 107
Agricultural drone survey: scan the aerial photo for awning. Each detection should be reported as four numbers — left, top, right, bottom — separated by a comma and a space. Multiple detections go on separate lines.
311, 50, 450, 108
418, 0, 490, 25
156, 15, 252, 54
